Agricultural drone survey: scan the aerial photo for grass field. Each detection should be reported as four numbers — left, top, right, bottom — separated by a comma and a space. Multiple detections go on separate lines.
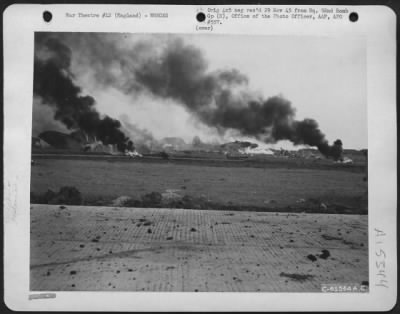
31, 158, 367, 212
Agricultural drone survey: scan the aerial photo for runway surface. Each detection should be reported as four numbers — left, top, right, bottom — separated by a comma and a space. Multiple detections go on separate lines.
30, 205, 368, 292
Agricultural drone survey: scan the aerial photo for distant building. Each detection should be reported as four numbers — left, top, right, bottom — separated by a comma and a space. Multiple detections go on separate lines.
32, 136, 51, 148
160, 137, 187, 151
38, 131, 82, 151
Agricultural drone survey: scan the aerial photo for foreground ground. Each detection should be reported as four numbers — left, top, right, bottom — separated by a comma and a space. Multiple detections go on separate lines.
30, 205, 368, 292
31, 158, 367, 212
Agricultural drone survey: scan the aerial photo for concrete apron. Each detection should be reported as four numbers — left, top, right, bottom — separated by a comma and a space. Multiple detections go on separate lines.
30, 205, 368, 292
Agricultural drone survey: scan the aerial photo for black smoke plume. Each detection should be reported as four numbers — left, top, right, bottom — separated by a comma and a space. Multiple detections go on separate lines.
133, 37, 343, 159
33, 33, 129, 151
35, 33, 343, 159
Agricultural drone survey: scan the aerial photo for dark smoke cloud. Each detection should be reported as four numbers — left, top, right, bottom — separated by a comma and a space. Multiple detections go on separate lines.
133, 37, 342, 158
34, 33, 129, 151
35, 33, 342, 159
32, 96, 69, 136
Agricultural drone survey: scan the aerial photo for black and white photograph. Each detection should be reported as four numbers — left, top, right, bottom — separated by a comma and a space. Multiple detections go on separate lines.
2, 3, 397, 311
29, 32, 369, 292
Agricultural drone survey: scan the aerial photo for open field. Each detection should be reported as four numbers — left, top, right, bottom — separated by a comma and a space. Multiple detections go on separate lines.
30, 205, 368, 292
30, 157, 369, 292
30, 158, 367, 213
32, 150, 367, 171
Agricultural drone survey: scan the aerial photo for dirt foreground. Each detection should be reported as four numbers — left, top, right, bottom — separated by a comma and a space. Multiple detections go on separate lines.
30, 205, 368, 292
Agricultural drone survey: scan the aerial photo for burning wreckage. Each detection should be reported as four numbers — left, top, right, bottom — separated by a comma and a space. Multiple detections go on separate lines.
32, 33, 354, 163
32, 130, 141, 156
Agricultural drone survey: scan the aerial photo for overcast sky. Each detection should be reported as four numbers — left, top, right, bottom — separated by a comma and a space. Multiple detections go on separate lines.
38, 33, 367, 149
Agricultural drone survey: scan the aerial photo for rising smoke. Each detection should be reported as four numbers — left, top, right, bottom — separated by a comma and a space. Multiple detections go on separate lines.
34, 33, 129, 151
131, 37, 342, 159
34, 33, 343, 159
32, 96, 69, 136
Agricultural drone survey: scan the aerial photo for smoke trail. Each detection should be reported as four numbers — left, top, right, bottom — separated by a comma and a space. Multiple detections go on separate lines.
35, 33, 343, 159
134, 37, 342, 159
32, 96, 69, 136
33, 33, 129, 151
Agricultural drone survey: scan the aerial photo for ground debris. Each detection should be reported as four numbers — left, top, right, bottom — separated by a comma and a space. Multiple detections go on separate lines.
307, 254, 317, 262
318, 249, 331, 259
30, 203, 368, 292
322, 234, 342, 241
279, 272, 314, 282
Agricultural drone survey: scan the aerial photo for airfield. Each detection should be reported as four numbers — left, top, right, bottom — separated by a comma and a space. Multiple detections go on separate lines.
30, 153, 368, 292
30, 205, 368, 292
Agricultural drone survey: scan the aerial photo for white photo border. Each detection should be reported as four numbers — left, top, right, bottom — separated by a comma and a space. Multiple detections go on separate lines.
3, 4, 397, 311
